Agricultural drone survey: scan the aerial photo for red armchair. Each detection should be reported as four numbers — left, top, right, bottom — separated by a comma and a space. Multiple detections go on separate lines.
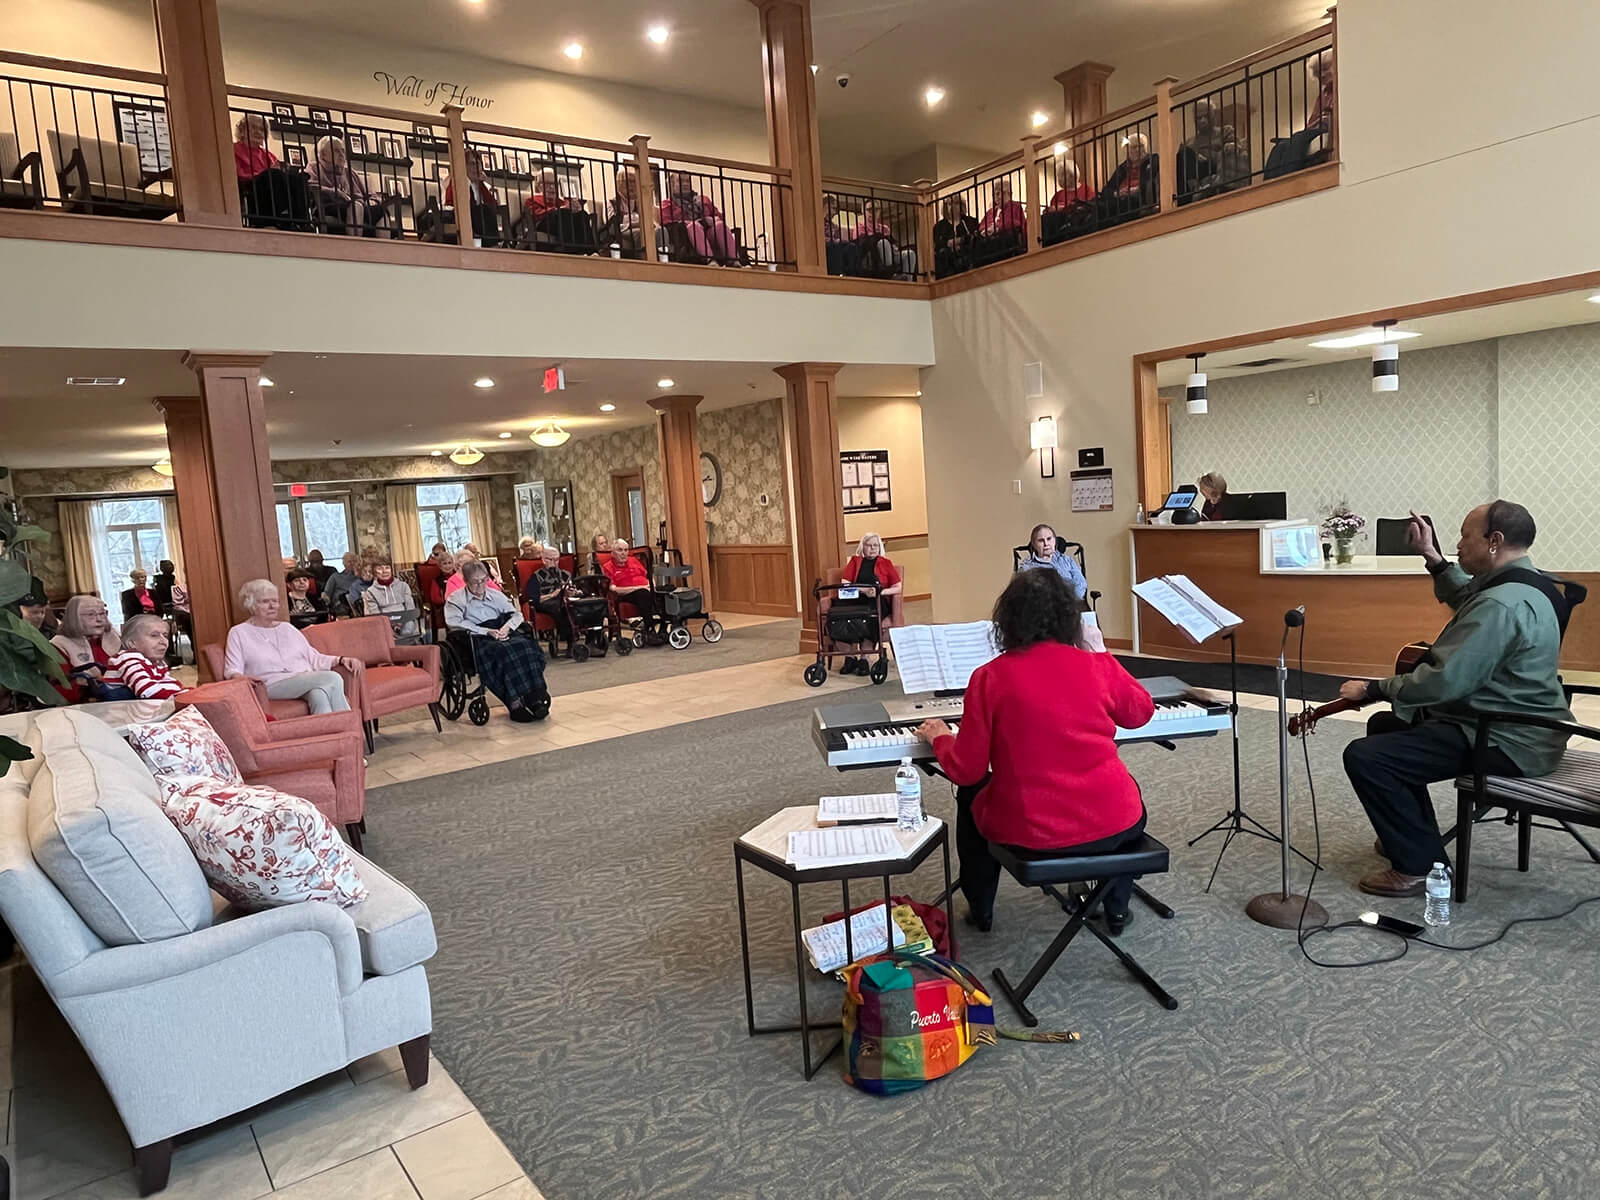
175, 679, 368, 847
200, 642, 363, 722
305, 616, 442, 751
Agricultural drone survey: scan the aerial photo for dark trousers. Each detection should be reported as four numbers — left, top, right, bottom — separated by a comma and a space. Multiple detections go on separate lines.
955, 784, 1148, 924
535, 597, 574, 644
1343, 712, 1520, 876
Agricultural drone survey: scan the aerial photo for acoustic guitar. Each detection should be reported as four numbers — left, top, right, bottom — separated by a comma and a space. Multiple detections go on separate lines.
1287, 641, 1432, 736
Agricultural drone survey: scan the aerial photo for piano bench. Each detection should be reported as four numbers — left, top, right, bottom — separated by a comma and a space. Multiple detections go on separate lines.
989, 833, 1178, 1025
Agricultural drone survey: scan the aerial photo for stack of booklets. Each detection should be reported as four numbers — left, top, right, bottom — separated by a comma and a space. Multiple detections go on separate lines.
800, 902, 933, 974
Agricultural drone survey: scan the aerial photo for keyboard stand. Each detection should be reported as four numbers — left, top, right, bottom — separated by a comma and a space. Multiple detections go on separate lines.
1186, 630, 1315, 890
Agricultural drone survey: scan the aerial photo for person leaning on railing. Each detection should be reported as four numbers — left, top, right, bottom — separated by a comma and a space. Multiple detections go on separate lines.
932, 195, 979, 279
659, 170, 739, 266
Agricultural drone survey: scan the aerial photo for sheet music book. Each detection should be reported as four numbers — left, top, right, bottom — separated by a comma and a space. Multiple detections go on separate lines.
801, 902, 907, 973
1132, 574, 1243, 644
888, 622, 999, 694
817, 793, 899, 825
785, 823, 904, 869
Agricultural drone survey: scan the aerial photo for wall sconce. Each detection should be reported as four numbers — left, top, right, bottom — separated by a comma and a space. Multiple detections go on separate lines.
1371, 320, 1399, 393
1186, 353, 1208, 415
1029, 415, 1058, 478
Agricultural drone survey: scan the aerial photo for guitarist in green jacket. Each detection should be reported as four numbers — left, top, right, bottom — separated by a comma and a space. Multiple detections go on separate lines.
1340, 501, 1573, 898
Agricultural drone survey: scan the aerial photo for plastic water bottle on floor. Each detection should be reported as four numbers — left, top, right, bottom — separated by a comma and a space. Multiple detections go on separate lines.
1424, 862, 1452, 927
895, 757, 923, 832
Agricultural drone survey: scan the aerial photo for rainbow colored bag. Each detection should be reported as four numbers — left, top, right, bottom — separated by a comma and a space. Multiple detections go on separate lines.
841, 951, 1074, 1094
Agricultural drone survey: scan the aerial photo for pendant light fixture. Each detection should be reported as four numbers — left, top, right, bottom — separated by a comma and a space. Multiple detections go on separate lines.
1371, 320, 1399, 393
1186, 353, 1208, 415
529, 421, 571, 448
152, 458, 175, 477
449, 445, 485, 465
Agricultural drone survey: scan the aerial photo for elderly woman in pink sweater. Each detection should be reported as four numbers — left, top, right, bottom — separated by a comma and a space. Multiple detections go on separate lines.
223, 578, 361, 714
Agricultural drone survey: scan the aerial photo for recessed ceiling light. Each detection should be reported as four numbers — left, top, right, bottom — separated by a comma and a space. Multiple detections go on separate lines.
474, 377, 494, 388
497, 431, 512, 439
1308, 329, 1422, 349
564, 41, 584, 60
599, 403, 616, 412
1053, 141, 1068, 157
924, 86, 945, 108
656, 378, 675, 389
647, 24, 669, 44
430, 449, 443, 456
313, 354, 329, 359
810, 64, 818, 74
1031, 111, 1049, 128
259, 376, 274, 387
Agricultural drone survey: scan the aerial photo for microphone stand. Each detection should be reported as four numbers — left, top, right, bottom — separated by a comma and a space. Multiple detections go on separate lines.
1246, 616, 1328, 928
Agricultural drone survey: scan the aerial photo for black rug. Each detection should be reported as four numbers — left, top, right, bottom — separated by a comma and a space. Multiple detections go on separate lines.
1117, 653, 1345, 702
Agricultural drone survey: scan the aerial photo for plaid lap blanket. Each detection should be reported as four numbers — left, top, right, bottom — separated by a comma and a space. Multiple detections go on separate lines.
474, 631, 547, 707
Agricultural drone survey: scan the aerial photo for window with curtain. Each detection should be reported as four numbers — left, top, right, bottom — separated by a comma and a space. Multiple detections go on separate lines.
97, 497, 169, 599
416, 483, 470, 550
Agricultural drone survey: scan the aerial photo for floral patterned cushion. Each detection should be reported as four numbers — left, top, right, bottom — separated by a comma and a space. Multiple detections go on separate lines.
156, 776, 368, 909
124, 705, 243, 784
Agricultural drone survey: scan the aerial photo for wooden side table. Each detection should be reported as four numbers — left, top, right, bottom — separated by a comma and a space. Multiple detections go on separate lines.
733, 806, 954, 1079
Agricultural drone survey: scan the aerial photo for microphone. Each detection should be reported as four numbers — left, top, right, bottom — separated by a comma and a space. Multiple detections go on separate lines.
1284, 606, 1305, 628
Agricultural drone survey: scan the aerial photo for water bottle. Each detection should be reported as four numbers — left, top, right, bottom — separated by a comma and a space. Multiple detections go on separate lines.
895, 757, 923, 832
1424, 862, 1452, 927
1134, 502, 1146, 525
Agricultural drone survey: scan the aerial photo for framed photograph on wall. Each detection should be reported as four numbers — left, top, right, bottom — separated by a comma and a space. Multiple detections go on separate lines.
271, 101, 294, 124
347, 131, 368, 156
111, 101, 171, 174
841, 449, 892, 513
308, 107, 331, 127
378, 135, 403, 160
283, 143, 306, 167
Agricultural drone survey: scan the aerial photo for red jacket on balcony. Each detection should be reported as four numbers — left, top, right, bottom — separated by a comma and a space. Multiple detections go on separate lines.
176, 679, 367, 847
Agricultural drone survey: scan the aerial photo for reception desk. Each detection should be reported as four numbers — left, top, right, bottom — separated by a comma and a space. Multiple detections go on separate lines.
1130, 521, 1600, 676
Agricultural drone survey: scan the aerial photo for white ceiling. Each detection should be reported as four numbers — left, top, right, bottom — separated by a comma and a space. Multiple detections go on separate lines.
0, 351, 920, 469
1152, 289, 1600, 388
215, 0, 1322, 171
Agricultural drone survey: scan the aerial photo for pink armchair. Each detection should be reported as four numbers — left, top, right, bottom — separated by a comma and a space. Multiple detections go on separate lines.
176, 679, 368, 848
200, 641, 364, 722
306, 616, 442, 751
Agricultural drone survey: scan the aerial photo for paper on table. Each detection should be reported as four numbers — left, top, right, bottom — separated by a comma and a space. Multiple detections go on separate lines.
817, 793, 899, 823
801, 902, 906, 973
889, 622, 999, 694
786, 823, 903, 867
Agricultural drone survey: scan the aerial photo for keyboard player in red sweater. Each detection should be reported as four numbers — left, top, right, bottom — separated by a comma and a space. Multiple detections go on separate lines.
916, 569, 1154, 935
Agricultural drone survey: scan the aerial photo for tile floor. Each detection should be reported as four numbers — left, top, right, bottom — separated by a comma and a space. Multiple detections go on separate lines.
13, 610, 1598, 1199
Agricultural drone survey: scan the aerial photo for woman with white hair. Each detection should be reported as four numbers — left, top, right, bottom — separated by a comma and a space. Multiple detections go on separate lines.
223, 579, 361, 714
444, 558, 551, 722
51, 595, 131, 702
307, 134, 375, 234
835, 532, 903, 676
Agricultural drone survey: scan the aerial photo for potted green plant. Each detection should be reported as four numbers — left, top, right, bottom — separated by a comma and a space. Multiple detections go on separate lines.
1320, 504, 1366, 565
0, 504, 66, 775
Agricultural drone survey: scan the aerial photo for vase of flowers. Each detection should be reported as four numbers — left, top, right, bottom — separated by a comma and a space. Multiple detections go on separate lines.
1321, 505, 1365, 565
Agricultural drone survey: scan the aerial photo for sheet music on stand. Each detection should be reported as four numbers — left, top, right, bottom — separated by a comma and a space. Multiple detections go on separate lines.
1132, 574, 1243, 644
888, 622, 999, 693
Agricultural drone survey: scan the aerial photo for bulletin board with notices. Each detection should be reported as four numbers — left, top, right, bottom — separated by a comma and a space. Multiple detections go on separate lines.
1070, 467, 1115, 512
841, 449, 892, 513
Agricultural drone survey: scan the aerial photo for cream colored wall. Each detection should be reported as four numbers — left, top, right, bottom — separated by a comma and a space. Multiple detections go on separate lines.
839, 395, 930, 598
922, 0, 1600, 640
8, 0, 159, 70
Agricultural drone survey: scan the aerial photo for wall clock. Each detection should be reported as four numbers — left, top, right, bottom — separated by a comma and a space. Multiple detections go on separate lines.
700, 451, 723, 506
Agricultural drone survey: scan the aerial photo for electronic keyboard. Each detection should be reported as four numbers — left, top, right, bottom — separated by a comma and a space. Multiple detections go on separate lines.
812, 676, 1229, 769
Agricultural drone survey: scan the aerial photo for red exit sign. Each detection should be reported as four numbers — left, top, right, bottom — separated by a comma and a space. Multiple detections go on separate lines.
289, 483, 308, 497
543, 366, 565, 393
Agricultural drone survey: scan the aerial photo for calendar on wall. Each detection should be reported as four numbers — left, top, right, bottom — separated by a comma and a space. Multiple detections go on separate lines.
841, 450, 892, 513
1069, 467, 1114, 512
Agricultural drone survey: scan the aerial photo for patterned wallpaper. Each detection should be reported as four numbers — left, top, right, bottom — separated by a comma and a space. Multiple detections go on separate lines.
533, 425, 665, 551
698, 399, 788, 545
1168, 341, 1500, 549
1497, 325, 1600, 569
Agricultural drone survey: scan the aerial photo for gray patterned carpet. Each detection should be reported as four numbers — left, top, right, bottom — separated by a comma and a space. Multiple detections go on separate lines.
542, 619, 800, 697
365, 702, 1600, 1200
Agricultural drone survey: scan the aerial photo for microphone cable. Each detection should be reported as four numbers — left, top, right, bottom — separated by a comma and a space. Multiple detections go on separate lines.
1290, 613, 1600, 968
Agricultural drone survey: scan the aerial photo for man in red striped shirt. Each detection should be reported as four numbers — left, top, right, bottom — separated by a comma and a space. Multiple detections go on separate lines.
108, 615, 186, 701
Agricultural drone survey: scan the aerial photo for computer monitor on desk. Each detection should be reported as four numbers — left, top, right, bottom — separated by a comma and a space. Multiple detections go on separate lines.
1219, 491, 1288, 520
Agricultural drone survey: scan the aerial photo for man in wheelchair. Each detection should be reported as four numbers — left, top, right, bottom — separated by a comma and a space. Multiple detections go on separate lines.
444, 559, 552, 723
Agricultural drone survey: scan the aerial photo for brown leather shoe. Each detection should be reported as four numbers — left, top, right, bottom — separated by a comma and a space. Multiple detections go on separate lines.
1358, 868, 1426, 898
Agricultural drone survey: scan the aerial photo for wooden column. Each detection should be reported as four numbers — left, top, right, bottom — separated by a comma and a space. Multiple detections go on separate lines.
441, 103, 472, 242
1019, 137, 1040, 253
1153, 76, 1178, 214
752, 0, 825, 275
776, 363, 844, 653
1133, 358, 1171, 513
629, 134, 660, 263
1054, 61, 1115, 129
155, 353, 280, 679
648, 395, 713, 609
913, 178, 935, 284
152, 0, 240, 226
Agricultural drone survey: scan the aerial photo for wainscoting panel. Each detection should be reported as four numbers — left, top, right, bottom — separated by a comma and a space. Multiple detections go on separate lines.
709, 543, 797, 617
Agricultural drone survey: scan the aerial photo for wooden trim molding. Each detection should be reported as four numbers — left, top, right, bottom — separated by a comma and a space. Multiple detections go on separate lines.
0, 50, 165, 87
708, 542, 798, 616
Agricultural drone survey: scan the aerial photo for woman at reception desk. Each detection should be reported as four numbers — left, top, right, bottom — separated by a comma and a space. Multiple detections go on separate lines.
1129, 517, 1441, 676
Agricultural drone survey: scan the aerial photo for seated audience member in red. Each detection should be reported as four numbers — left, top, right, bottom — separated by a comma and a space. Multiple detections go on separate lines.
51, 596, 131, 702
285, 570, 327, 628
602, 538, 661, 620
836, 532, 903, 676
424, 544, 458, 608
659, 170, 739, 265
979, 178, 1025, 234
109, 614, 185, 700
525, 168, 580, 222
442, 151, 501, 245
121, 568, 158, 621
233, 113, 277, 181
1048, 159, 1094, 208
916, 569, 1153, 935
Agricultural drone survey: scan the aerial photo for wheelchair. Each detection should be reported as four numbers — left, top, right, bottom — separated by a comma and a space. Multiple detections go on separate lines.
437, 624, 549, 727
